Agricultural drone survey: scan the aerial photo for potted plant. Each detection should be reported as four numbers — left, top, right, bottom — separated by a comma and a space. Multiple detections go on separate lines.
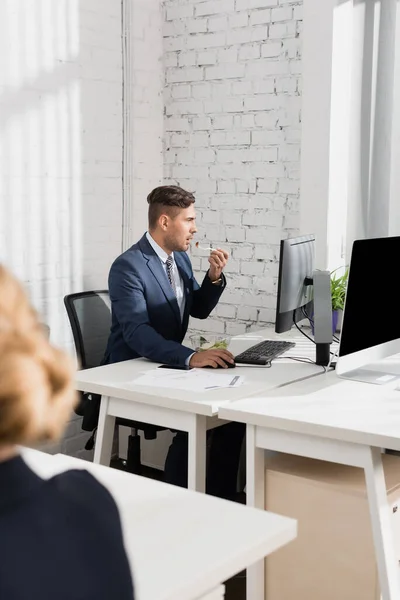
330, 268, 349, 332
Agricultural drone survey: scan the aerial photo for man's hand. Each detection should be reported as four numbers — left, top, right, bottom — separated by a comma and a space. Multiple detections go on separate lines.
208, 248, 229, 282
189, 348, 235, 369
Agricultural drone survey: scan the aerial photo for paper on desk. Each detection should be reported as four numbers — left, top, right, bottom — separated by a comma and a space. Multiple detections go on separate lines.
133, 368, 244, 393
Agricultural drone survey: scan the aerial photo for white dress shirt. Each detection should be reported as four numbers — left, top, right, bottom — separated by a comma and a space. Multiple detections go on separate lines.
146, 232, 186, 320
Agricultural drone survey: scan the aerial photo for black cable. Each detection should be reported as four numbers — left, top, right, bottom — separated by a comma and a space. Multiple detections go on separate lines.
294, 310, 336, 356
302, 305, 313, 326
333, 334, 340, 343
275, 355, 329, 374
294, 313, 315, 344
275, 356, 315, 364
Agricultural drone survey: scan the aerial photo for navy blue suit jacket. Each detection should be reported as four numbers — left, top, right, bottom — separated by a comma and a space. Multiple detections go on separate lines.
0, 456, 134, 600
103, 234, 226, 367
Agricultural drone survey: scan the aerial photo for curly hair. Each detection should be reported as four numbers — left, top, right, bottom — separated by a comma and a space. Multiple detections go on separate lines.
0, 265, 77, 445
147, 185, 195, 229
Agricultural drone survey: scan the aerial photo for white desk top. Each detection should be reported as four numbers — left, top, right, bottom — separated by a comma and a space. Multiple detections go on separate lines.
219, 370, 400, 451
75, 330, 325, 416
22, 448, 296, 600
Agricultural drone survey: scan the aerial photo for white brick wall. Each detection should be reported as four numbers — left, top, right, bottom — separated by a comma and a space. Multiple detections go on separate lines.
163, 0, 302, 334
0, 0, 123, 459
125, 0, 164, 244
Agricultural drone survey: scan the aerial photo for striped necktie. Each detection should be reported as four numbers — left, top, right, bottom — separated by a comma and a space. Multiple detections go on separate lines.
166, 255, 177, 296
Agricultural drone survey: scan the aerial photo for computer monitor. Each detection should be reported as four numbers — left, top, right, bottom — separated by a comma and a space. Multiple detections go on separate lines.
336, 236, 400, 384
275, 234, 333, 365
275, 234, 315, 333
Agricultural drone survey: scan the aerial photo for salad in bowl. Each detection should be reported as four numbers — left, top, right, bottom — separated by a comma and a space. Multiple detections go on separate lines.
189, 334, 231, 352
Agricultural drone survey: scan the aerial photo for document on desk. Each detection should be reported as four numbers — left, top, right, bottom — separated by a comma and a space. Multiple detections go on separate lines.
133, 369, 244, 393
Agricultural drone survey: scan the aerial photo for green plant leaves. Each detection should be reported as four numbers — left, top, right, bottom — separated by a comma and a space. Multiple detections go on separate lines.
330, 268, 349, 311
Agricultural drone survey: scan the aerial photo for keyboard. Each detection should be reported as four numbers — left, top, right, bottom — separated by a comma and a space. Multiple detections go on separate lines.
234, 339, 295, 366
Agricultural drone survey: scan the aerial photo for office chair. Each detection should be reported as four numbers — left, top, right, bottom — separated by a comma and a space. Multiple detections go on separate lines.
64, 290, 164, 475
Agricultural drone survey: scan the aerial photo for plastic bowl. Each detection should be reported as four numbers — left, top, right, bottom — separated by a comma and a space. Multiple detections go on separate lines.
189, 334, 231, 352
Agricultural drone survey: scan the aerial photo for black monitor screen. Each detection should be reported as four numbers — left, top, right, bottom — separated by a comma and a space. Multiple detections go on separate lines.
339, 236, 400, 357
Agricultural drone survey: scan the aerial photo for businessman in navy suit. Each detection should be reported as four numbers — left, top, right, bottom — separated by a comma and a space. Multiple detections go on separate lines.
104, 185, 245, 499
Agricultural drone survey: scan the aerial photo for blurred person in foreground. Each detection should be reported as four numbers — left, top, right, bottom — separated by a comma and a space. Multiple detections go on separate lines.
0, 265, 134, 600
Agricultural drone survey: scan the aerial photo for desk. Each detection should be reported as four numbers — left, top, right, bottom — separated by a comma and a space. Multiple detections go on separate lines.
219, 370, 400, 600
22, 448, 297, 600
75, 330, 324, 491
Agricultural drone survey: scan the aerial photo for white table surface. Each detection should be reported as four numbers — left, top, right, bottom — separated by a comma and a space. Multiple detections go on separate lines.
219, 367, 400, 600
75, 328, 331, 491
75, 330, 326, 418
22, 448, 297, 600
220, 369, 400, 451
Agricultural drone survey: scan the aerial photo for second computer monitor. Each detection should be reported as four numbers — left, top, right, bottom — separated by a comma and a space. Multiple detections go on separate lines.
275, 233, 333, 365
275, 234, 315, 334
337, 236, 400, 383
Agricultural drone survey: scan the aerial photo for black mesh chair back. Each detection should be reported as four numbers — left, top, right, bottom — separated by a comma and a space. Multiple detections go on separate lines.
64, 291, 111, 370
64, 289, 164, 471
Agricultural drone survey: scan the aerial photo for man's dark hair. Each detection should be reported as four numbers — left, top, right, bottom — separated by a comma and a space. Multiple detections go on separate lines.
147, 185, 195, 229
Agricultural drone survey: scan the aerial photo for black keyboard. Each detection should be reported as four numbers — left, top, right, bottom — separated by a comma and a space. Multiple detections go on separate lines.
234, 340, 295, 366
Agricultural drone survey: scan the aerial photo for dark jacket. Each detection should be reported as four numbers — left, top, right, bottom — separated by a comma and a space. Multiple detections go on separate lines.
0, 455, 134, 600
103, 234, 226, 367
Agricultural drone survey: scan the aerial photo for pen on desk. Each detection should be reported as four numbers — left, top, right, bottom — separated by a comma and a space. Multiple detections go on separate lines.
205, 376, 240, 390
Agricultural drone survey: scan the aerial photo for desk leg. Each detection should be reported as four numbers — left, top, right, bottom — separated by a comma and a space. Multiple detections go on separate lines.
364, 446, 400, 600
93, 395, 115, 466
188, 414, 207, 492
246, 425, 265, 600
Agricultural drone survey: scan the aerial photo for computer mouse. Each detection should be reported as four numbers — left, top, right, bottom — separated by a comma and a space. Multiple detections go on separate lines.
205, 361, 236, 369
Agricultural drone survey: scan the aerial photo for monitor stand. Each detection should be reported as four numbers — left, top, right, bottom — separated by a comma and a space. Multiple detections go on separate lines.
313, 270, 333, 366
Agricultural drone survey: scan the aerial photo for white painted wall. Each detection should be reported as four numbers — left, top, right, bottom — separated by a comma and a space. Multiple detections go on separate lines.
0, 0, 123, 458
301, 0, 400, 271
